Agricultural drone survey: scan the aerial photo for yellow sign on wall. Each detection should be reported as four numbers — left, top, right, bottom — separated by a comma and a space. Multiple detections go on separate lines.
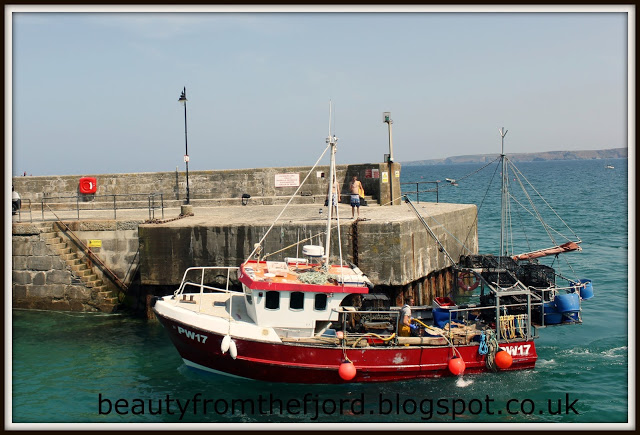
88, 240, 102, 248
382, 172, 388, 183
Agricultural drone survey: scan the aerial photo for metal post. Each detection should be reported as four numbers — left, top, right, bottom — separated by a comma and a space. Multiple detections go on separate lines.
179, 87, 190, 205
499, 127, 508, 261
383, 112, 395, 206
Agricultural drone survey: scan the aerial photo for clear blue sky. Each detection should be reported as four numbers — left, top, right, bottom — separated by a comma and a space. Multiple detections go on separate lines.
8, 7, 630, 176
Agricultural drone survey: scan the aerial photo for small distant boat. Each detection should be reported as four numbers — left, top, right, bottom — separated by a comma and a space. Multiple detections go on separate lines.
605, 164, 615, 169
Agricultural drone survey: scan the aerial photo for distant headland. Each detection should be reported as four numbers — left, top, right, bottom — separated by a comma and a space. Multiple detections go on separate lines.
402, 147, 627, 166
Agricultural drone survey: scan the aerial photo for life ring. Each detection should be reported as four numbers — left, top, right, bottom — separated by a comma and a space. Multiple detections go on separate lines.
458, 271, 479, 291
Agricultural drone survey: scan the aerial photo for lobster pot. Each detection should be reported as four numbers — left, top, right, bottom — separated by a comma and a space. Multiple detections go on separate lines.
518, 264, 556, 289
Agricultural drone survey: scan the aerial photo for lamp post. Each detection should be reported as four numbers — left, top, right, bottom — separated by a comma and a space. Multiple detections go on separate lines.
383, 112, 395, 205
383, 112, 394, 163
178, 87, 190, 204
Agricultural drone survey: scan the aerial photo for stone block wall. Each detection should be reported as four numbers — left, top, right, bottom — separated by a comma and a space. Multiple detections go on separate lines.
12, 221, 143, 312
12, 223, 98, 311
11, 163, 400, 207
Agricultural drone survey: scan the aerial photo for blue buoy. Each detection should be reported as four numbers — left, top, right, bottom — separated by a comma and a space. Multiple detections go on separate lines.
555, 293, 580, 313
577, 279, 594, 300
543, 301, 563, 325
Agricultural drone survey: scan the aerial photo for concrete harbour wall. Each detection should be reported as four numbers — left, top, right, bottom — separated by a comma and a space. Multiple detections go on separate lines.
12, 162, 402, 207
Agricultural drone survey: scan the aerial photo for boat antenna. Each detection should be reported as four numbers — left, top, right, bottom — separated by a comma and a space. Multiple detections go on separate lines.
499, 127, 508, 264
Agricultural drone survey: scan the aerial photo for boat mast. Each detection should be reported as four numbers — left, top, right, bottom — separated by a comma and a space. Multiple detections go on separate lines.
324, 102, 338, 268
499, 127, 508, 262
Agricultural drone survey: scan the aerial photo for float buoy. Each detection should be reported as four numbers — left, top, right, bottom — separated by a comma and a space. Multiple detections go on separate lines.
495, 350, 513, 369
448, 356, 466, 376
457, 271, 479, 291
229, 339, 238, 360
338, 361, 357, 381
336, 331, 344, 340
221, 335, 231, 354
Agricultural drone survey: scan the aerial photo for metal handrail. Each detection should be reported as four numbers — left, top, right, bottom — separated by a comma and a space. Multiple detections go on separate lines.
50, 215, 128, 292
38, 193, 164, 221
400, 181, 440, 203
13, 199, 32, 222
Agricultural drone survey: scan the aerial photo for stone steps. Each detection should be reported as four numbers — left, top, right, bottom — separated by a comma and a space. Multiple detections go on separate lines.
42, 230, 118, 312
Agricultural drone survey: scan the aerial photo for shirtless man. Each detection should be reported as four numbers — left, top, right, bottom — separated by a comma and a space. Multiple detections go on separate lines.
349, 175, 363, 219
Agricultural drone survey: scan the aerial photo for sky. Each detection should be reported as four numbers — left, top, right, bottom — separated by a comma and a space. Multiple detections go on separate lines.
7, 6, 631, 177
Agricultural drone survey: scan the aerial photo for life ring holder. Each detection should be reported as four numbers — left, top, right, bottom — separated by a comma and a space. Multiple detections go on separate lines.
458, 271, 480, 292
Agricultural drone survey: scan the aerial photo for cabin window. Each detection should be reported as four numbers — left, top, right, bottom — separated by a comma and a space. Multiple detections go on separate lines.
290, 292, 304, 310
265, 291, 280, 310
314, 293, 328, 311
245, 293, 253, 305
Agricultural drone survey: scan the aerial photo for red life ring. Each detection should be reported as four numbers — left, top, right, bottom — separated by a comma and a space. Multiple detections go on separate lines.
458, 271, 479, 291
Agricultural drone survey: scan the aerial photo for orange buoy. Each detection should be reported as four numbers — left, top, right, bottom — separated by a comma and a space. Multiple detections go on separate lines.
495, 350, 513, 369
338, 361, 357, 381
448, 356, 466, 376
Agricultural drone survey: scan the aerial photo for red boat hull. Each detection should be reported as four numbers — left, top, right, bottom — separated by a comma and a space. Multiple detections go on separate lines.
155, 311, 538, 384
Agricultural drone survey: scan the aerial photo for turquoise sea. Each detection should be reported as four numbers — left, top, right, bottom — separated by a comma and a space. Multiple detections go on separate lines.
10, 158, 630, 427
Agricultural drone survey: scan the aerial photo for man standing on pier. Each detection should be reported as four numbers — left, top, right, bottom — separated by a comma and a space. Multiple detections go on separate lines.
349, 175, 363, 219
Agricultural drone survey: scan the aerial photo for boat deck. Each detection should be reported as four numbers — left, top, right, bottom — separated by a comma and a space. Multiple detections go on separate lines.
242, 260, 369, 290
173, 292, 251, 323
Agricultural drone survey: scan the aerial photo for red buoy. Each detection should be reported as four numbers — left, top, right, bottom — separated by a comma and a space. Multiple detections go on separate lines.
338, 361, 356, 381
448, 356, 466, 376
79, 177, 97, 194
495, 350, 513, 369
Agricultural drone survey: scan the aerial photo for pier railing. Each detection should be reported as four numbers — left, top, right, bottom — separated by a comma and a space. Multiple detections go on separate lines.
32, 193, 165, 221
401, 181, 440, 203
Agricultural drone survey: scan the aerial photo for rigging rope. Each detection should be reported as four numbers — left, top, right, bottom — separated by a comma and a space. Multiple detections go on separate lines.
507, 158, 582, 243
245, 144, 331, 263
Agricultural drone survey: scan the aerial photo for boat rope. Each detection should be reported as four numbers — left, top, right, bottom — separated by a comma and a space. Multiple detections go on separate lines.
404, 197, 457, 266
478, 332, 488, 355
460, 160, 502, 254
351, 333, 396, 348
411, 318, 462, 358
404, 199, 476, 257
453, 156, 501, 184
500, 315, 516, 340
245, 143, 331, 263
507, 158, 582, 243
484, 329, 499, 372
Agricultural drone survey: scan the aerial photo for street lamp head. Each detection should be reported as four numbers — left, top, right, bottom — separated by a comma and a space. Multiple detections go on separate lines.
178, 87, 187, 106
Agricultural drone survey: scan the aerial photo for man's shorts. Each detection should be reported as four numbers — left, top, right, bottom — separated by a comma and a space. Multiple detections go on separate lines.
350, 194, 360, 207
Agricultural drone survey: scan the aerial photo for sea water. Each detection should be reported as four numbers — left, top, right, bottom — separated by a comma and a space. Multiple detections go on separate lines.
10, 158, 630, 426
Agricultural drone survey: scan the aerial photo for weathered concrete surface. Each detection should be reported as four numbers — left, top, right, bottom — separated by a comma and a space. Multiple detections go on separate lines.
12, 163, 400, 207
138, 201, 477, 287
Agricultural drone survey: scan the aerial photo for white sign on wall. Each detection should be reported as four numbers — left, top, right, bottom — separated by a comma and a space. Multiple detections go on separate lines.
275, 173, 300, 187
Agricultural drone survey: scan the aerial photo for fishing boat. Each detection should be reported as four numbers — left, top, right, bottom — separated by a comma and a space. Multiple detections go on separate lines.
605, 164, 615, 169
152, 123, 593, 384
